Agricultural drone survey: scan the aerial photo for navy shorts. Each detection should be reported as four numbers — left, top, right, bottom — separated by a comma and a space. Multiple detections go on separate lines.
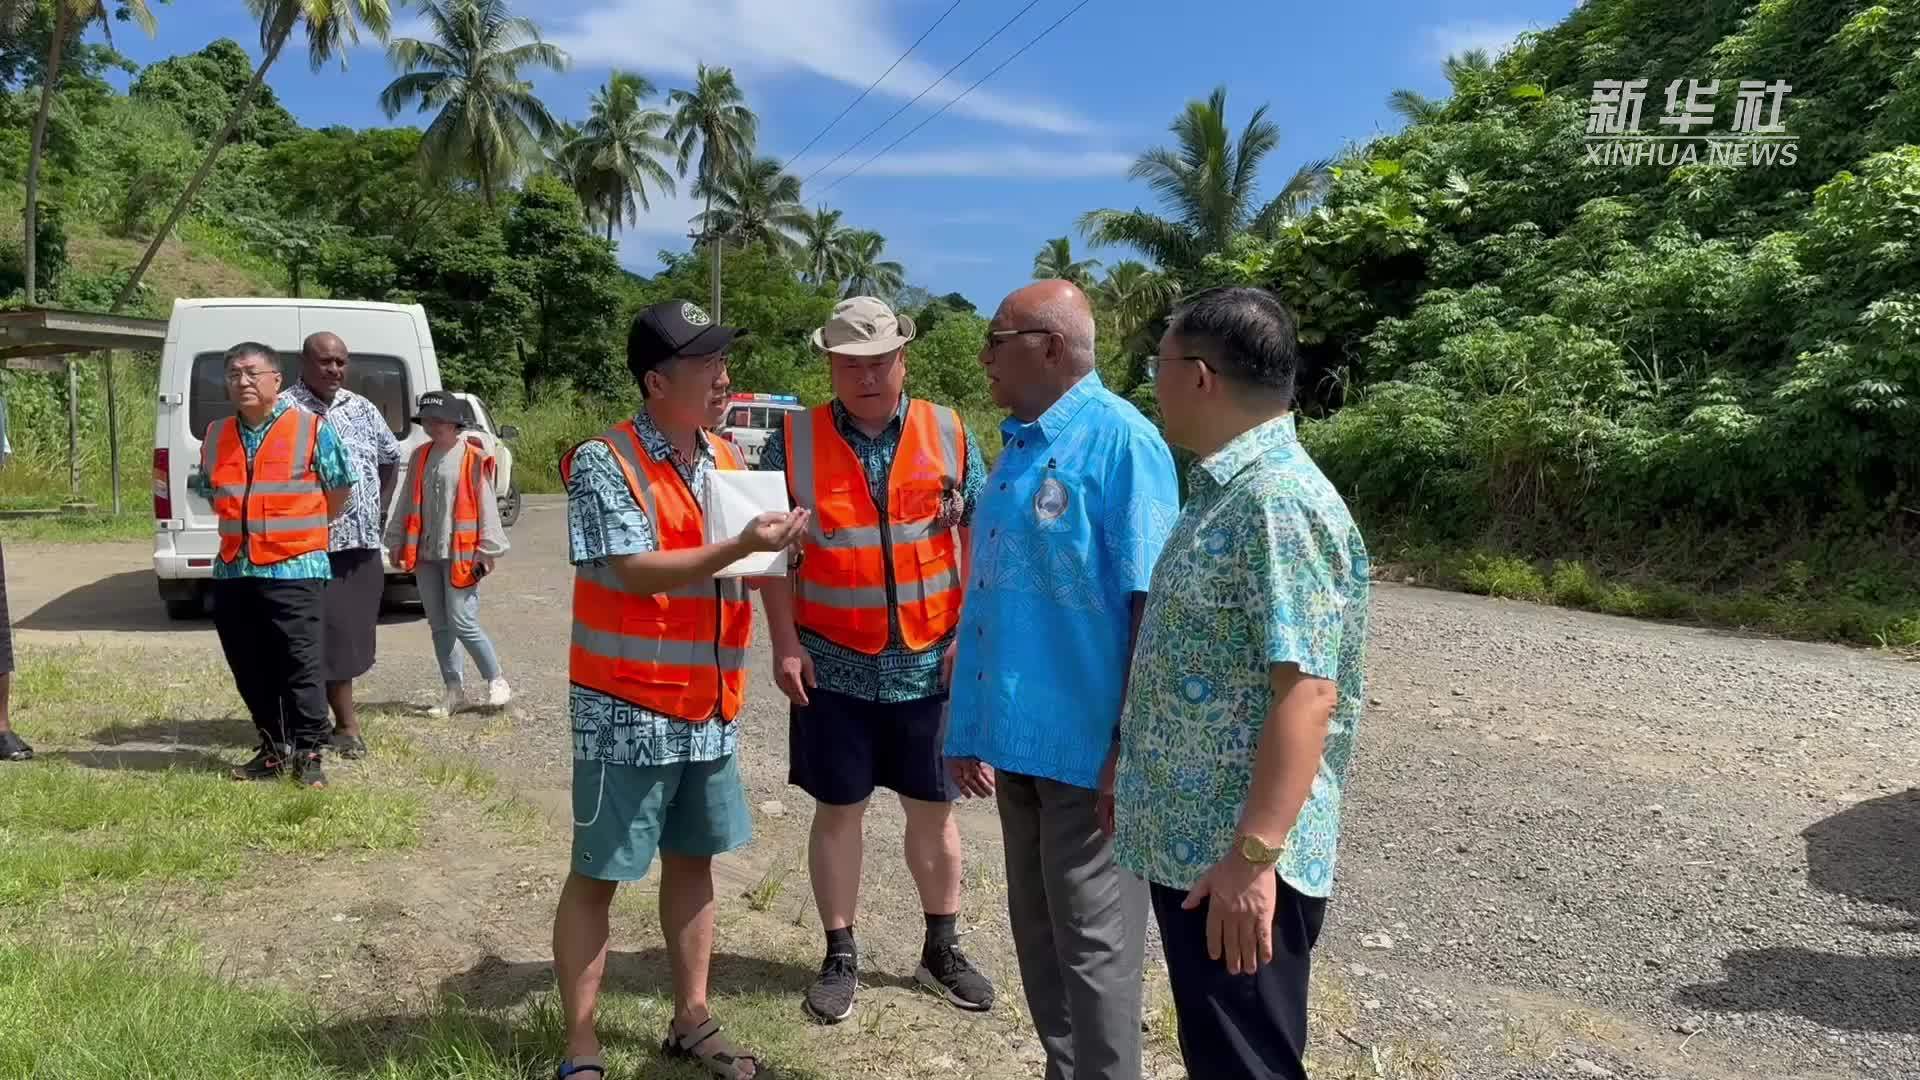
788, 687, 956, 806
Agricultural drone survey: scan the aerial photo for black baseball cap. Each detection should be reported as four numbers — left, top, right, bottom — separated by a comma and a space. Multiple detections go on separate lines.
412, 390, 471, 427
627, 300, 747, 381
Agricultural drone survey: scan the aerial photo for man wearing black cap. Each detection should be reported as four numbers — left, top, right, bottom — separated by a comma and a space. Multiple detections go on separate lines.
549, 300, 809, 1080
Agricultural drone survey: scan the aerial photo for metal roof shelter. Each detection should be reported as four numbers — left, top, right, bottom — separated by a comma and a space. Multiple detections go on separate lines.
1, 308, 169, 514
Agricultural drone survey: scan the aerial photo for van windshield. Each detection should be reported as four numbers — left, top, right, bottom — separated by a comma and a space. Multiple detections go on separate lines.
189, 351, 413, 440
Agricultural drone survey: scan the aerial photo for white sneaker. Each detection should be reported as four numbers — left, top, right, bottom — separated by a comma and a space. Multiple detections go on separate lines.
429, 685, 465, 718
486, 677, 513, 708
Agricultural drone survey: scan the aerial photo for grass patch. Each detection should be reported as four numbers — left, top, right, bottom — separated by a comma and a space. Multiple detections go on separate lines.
1386, 544, 1920, 650
1, 936, 841, 1080
743, 857, 795, 913
0, 511, 151, 543
0, 763, 423, 907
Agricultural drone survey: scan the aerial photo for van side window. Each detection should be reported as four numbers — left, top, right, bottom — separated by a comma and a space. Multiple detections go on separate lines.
188, 351, 413, 440
731, 408, 751, 428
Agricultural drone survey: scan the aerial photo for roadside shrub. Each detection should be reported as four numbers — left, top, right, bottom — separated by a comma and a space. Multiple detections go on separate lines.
1456, 553, 1546, 601
1547, 560, 1601, 608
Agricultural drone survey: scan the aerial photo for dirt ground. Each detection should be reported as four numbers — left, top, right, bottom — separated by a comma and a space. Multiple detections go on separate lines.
9, 498, 1919, 1079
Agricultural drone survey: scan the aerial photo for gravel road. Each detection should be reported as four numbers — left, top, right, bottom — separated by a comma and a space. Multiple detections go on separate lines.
10, 499, 1918, 1079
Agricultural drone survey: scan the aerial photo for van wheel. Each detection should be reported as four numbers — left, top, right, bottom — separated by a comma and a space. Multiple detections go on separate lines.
499, 484, 523, 528
159, 580, 206, 620
381, 579, 419, 615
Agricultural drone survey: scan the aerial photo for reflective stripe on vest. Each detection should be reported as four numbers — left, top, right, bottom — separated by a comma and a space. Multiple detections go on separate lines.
784, 399, 965, 654
560, 421, 752, 723
392, 437, 493, 589
203, 410, 329, 566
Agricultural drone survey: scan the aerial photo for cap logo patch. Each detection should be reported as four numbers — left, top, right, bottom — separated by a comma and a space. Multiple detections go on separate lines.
681, 302, 712, 327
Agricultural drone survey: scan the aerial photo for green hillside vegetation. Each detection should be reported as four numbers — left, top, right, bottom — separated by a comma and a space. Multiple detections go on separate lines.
2, 0, 1917, 645
1072, 0, 1920, 645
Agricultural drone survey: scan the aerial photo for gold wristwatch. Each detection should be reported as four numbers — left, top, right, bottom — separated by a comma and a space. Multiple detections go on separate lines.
1236, 833, 1282, 866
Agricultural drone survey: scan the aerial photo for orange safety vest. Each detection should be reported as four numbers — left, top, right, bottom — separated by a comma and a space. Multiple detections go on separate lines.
202, 409, 330, 566
783, 398, 966, 655
392, 436, 494, 589
560, 420, 752, 723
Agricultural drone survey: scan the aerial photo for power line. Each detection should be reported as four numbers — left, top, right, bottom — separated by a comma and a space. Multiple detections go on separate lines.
800, 0, 1048, 190
780, 0, 967, 176
817, 0, 1096, 198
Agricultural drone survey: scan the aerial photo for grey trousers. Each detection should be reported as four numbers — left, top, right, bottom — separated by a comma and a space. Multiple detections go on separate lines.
997, 770, 1149, 1080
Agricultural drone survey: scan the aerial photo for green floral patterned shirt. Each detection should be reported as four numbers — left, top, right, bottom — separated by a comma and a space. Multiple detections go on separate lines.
1113, 414, 1371, 897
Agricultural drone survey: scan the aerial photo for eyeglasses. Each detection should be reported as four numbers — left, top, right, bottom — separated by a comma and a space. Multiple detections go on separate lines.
1146, 354, 1210, 380
225, 368, 280, 386
981, 328, 1054, 353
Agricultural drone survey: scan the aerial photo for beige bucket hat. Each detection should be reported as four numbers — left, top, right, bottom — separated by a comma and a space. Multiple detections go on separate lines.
811, 296, 917, 356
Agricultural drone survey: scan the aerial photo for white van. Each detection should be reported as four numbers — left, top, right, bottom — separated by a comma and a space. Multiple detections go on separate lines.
151, 298, 442, 620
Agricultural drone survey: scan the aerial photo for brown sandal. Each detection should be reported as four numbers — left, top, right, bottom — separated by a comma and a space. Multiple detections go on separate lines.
662, 1016, 762, 1078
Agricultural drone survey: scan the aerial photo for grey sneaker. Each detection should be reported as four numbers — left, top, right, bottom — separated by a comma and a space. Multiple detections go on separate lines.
803, 950, 858, 1024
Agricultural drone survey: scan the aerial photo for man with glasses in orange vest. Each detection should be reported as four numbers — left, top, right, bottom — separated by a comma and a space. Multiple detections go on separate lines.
190, 341, 356, 788
756, 296, 995, 1025
550, 301, 808, 1080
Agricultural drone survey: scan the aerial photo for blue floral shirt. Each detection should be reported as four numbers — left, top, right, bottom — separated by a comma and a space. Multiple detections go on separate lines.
1114, 414, 1371, 897
191, 401, 356, 582
281, 383, 401, 553
565, 409, 738, 766
755, 395, 986, 704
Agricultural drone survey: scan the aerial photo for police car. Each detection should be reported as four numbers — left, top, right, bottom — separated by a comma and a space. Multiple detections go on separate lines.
718, 392, 805, 466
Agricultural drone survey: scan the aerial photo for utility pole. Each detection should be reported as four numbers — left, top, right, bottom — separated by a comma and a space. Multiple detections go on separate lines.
688, 227, 727, 322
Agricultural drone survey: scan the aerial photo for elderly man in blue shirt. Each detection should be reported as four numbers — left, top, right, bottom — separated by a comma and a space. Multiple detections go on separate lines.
946, 279, 1179, 1080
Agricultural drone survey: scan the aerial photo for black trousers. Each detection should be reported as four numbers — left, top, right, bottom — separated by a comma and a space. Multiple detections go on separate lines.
212, 578, 329, 752
1151, 878, 1327, 1080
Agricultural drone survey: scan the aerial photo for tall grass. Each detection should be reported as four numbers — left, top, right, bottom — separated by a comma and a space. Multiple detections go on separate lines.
0, 359, 158, 513
497, 394, 632, 494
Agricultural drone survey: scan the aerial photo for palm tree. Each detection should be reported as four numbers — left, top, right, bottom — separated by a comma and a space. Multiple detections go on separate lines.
797, 205, 853, 287
114, 0, 393, 312
571, 70, 676, 245
694, 156, 806, 260
541, 120, 600, 227
1077, 86, 1330, 275
1095, 260, 1178, 342
1386, 49, 1496, 126
667, 64, 756, 319
1031, 236, 1101, 289
20, 0, 157, 305
840, 230, 904, 299
379, 0, 569, 209
1387, 88, 1444, 123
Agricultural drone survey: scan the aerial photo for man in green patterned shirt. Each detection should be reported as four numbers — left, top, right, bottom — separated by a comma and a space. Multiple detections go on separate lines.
1113, 287, 1370, 1080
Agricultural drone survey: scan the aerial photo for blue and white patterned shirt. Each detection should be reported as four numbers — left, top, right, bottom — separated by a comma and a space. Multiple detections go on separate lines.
1114, 414, 1371, 897
945, 372, 1181, 788
755, 395, 986, 703
281, 382, 401, 552
565, 409, 739, 766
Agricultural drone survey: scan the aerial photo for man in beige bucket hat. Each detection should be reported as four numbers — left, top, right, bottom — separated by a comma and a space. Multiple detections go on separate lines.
757, 295, 996, 1024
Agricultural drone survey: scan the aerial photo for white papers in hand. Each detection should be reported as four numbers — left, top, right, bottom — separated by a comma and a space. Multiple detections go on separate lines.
703, 469, 792, 578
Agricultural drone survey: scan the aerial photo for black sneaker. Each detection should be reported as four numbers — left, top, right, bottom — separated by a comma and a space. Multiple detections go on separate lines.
329, 732, 368, 759
291, 750, 328, 789
231, 744, 289, 782
803, 950, 858, 1024
0, 731, 33, 762
916, 940, 993, 1012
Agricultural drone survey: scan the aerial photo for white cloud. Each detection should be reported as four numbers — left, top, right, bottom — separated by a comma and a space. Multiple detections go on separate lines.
1422, 20, 1531, 62
549, 0, 1091, 136
803, 145, 1132, 180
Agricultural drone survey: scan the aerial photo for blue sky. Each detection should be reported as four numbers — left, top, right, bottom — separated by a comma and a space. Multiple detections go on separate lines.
101, 0, 1578, 310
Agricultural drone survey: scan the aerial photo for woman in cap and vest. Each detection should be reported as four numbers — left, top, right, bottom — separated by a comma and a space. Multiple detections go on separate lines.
190, 341, 356, 788
385, 391, 510, 717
